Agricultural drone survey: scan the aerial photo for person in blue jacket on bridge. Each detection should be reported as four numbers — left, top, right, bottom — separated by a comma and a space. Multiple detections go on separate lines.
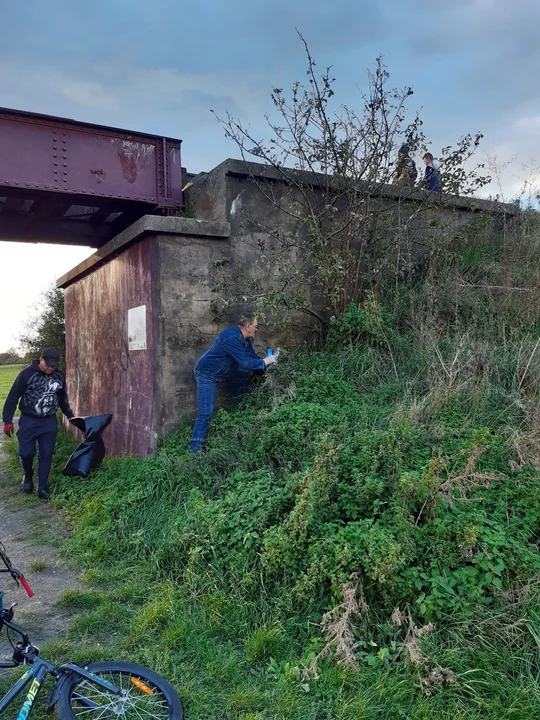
423, 152, 442, 192
189, 315, 276, 453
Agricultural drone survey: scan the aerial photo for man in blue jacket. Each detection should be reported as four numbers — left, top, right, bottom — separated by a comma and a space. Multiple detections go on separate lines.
189, 315, 276, 452
2, 348, 74, 499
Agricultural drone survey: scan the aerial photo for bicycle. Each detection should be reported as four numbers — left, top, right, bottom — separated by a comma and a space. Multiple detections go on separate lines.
0, 542, 183, 720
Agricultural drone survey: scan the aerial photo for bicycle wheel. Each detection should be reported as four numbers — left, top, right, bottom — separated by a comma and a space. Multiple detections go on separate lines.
56, 661, 183, 720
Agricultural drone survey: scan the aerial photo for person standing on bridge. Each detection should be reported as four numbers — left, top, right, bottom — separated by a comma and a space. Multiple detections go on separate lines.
394, 144, 418, 184
189, 315, 277, 453
423, 152, 442, 192
2, 348, 75, 500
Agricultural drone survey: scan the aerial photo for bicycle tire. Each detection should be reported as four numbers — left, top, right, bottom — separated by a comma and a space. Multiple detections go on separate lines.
56, 661, 183, 720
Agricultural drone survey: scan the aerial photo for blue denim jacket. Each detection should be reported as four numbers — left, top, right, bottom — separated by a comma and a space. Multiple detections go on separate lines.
195, 325, 266, 381
424, 164, 442, 192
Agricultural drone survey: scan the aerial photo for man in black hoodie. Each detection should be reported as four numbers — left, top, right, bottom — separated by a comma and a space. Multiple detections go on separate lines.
2, 348, 74, 500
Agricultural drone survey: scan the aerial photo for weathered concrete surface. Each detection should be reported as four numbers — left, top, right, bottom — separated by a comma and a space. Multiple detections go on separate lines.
57, 216, 231, 288
185, 158, 518, 219
156, 233, 233, 432
64, 237, 158, 457
61, 223, 233, 455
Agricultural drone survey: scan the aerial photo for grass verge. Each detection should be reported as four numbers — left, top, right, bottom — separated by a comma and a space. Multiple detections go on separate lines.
0, 364, 23, 410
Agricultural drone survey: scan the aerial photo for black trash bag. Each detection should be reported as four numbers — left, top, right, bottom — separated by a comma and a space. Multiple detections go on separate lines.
62, 414, 113, 478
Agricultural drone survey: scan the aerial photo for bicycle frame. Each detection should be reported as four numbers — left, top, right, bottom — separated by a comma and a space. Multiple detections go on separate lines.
1, 553, 126, 720
0, 657, 125, 719
0, 658, 53, 720
0, 604, 124, 720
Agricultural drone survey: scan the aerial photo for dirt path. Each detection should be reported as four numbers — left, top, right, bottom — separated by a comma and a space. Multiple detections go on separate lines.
0, 427, 80, 650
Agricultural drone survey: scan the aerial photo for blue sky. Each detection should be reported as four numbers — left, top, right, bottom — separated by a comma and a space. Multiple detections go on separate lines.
1, 0, 539, 350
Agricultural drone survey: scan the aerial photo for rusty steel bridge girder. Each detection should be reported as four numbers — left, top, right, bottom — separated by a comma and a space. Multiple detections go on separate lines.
0, 107, 182, 247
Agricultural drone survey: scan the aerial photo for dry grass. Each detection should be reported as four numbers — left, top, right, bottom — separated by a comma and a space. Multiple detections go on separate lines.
305, 573, 368, 678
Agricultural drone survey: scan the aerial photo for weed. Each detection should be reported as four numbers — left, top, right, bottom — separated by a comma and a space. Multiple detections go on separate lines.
28, 561, 49, 573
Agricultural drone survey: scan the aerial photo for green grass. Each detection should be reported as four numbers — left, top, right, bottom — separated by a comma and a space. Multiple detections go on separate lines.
0, 364, 23, 410
3, 334, 540, 719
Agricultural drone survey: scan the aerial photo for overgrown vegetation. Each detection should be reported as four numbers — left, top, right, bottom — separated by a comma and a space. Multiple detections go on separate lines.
3, 206, 540, 718
0, 349, 23, 366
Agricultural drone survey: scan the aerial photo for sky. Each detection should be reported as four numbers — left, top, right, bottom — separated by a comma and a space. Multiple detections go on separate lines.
1, 0, 540, 351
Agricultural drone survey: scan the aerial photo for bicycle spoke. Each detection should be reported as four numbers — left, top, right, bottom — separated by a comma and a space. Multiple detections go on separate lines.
69, 671, 171, 720
127, 702, 170, 720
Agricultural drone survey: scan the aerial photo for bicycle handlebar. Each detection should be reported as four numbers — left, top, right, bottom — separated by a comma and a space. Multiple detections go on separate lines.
0, 542, 33, 597
0, 607, 31, 647
18, 575, 34, 597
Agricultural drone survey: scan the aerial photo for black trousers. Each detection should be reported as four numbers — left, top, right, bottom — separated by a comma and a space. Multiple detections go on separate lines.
17, 414, 58, 490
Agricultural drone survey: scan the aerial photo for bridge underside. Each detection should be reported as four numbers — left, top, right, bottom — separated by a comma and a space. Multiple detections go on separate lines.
0, 189, 154, 247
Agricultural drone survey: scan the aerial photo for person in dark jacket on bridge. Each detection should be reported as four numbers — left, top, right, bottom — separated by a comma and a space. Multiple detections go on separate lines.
189, 315, 276, 452
395, 144, 418, 184
2, 348, 74, 500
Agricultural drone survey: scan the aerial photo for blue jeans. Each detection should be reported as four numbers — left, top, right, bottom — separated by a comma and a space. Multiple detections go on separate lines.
17, 414, 58, 490
189, 370, 251, 452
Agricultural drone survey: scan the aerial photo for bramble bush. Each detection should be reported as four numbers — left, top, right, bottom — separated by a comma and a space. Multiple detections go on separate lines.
29, 320, 540, 718
53, 333, 540, 638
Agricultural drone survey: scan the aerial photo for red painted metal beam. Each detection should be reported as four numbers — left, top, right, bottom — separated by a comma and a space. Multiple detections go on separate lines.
0, 107, 182, 207
0, 107, 182, 247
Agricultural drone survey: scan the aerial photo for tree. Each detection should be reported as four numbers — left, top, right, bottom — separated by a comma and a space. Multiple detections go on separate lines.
0, 348, 23, 365
19, 285, 66, 366
212, 35, 490, 326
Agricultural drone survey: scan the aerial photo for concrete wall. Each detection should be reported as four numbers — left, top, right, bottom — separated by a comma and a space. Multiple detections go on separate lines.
184, 159, 515, 322
59, 159, 518, 458
155, 233, 230, 433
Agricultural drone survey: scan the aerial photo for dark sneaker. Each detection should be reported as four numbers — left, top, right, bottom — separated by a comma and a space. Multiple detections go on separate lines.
22, 475, 34, 494
37, 489, 50, 501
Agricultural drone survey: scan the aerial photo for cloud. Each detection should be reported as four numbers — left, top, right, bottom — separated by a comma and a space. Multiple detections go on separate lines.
0, 60, 267, 156
55, 79, 119, 112
516, 115, 540, 131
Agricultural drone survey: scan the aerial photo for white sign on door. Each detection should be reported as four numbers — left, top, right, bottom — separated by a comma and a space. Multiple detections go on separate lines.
128, 305, 147, 351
